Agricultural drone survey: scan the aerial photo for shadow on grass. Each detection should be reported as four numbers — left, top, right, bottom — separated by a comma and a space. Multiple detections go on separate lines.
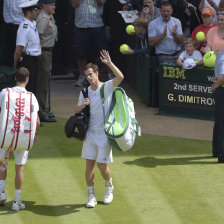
0, 201, 85, 216
124, 156, 218, 168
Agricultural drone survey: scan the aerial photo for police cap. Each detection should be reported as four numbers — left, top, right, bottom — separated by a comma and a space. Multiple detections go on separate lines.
19, 0, 39, 9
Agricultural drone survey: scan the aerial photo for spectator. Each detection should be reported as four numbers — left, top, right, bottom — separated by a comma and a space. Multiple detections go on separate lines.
201, 11, 224, 54
139, 0, 161, 23
155, 0, 201, 33
103, 0, 127, 72
177, 38, 203, 68
184, 1, 202, 34
199, 0, 220, 23
148, 2, 183, 64
191, 7, 217, 54
3, 0, 26, 66
123, 18, 152, 55
71, 0, 113, 87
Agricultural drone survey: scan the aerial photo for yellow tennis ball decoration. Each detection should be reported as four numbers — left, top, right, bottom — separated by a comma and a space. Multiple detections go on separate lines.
196, 31, 205, 41
203, 51, 216, 68
126, 25, 135, 35
120, 44, 129, 54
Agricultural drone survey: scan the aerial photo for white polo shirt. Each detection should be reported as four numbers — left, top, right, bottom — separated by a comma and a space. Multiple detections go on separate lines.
16, 18, 41, 56
3, 0, 26, 25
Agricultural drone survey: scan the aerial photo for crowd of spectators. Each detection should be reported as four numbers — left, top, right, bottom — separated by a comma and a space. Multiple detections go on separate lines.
2, 0, 224, 84
117, 0, 224, 68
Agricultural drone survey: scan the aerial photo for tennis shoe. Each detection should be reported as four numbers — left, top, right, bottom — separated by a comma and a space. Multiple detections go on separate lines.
86, 193, 97, 208
104, 185, 114, 204
12, 201, 25, 211
0, 191, 6, 206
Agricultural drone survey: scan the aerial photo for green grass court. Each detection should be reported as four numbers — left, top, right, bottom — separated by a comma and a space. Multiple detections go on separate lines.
0, 118, 223, 224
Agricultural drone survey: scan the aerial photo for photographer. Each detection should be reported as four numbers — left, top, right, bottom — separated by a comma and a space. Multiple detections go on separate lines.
140, 0, 161, 23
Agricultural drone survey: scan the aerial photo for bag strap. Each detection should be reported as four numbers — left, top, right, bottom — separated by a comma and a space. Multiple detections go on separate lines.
100, 83, 106, 124
82, 87, 88, 98
81, 87, 90, 116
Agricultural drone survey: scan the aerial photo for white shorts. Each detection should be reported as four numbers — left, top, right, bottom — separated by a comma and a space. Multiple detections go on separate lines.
0, 148, 29, 165
81, 130, 113, 164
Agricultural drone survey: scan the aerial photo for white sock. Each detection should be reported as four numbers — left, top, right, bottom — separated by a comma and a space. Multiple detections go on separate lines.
105, 178, 113, 187
88, 186, 94, 195
0, 180, 5, 192
15, 189, 21, 202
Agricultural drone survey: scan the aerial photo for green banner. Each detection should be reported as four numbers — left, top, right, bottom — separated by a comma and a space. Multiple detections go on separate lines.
159, 64, 215, 120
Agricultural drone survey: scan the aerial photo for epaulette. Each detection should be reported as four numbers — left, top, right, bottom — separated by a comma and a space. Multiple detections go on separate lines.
23, 24, 28, 29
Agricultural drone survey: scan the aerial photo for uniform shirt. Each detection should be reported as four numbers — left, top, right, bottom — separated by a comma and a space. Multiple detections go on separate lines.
36, 10, 58, 48
179, 50, 203, 61
148, 16, 183, 55
77, 80, 114, 132
3, 0, 26, 25
0, 87, 39, 112
215, 50, 224, 85
16, 18, 41, 56
74, 0, 104, 28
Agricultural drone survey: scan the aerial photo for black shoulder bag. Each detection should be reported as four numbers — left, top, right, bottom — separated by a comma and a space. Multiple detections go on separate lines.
64, 88, 90, 140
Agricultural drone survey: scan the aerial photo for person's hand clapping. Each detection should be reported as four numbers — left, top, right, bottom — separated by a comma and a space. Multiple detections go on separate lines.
171, 24, 177, 35
163, 25, 167, 36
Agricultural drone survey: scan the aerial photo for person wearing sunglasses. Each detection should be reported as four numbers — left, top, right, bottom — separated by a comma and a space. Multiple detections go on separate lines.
14, 0, 41, 95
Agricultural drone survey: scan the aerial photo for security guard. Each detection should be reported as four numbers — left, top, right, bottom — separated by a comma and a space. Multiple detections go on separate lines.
14, 0, 41, 95
212, 50, 224, 163
36, 0, 57, 122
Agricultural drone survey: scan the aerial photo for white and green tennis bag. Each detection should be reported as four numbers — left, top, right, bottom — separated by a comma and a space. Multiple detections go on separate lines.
0, 88, 38, 151
100, 84, 141, 152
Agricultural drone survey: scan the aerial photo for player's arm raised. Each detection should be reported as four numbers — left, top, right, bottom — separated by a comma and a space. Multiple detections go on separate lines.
100, 50, 124, 87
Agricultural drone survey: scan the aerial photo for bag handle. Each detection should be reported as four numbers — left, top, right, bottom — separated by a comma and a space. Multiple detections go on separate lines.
132, 118, 141, 136
100, 83, 106, 124
81, 88, 90, 117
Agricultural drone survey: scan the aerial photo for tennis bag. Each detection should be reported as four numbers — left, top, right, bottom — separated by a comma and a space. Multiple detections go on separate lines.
0, 88, 37, 151
64, 88, 89, 140
100, 84, 141, 152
